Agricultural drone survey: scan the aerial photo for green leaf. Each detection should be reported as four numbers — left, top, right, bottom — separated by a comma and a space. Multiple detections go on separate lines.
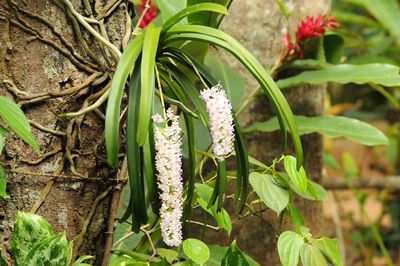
157, 0, 186, 24
105, 33, 144, 168
11, 212, 55, 266
207, 245, 260, 266
249, 172, 289, 214
23, 233, 68, 266
276, 63, 400, 89
323, 33, 344, 64
0, 249, 7, 266
233, 115, 249, 213
284, 156, 308, 193
221, 240, 250, 266
323, 152, 341, 171
183, 238, 210, 265
163, 25, 303, 168
347, 0, 400, 39
208, 160, 227, 210
0, 166, 9, 200
72, 255, 94, 266
300, 243, 328, 266
0, 96, 39, 153
204, 54, 245, 110
342, 152, 359, 179
162, 3, 228, 32
125, 57, 148, 231
195, 183, 232, 234
277, 231, 304, 266
157, 248, 179, 264
287, 204, 304, 232
137, 24, 161, 146
187, 0, 232, 27
245, 115, 389, 146
291, 180, 328, 201
314, 238, 343, 266
0, 125, 7, 154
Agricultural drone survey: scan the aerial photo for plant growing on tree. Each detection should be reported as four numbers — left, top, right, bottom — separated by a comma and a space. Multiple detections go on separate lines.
2, 0, 399, 265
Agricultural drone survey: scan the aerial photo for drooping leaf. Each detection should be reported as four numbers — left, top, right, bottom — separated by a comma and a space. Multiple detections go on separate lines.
284, 156, 308, 193
208, 160, 227, 210
0, 96, 39, 153
195, 183, 232, 234
277, 231, 304, 266
300, 243, 329, 266
0, 125, 7, 154
163, 25, 303, 168
105, 34, 144, 168
221, 240, 250, 266
137, 24, 161, 146
249, 172, 289, 214
187, 0, 232, 27
233, 114, 249, 213
183, 238, 210, 265
162, 3, 228, 32
11, 212, 55, 266
276, 63, 400, 89
0, 166, 9, 200
204, 53, 246, 110
245, 115, 389, 146
314, 238, 343, 266
23, 233, 68, 266
125, 58, 148, 231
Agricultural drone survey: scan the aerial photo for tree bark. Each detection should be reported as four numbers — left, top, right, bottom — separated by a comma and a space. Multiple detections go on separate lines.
187, 0, 330, 265
0, 0, 126, 264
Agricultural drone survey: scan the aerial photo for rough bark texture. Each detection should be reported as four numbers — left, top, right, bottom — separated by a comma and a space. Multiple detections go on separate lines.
187, 0, 330, 265
0, 0, 126, 264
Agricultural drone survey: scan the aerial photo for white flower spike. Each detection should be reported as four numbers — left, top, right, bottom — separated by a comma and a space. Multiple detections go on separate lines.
153, 108, 183, 247
200, 83, 235, 161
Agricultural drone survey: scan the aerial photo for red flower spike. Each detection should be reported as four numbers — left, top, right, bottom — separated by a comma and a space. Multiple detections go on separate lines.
283, 14, 340, 58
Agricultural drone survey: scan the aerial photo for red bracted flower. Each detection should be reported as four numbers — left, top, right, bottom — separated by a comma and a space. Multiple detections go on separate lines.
138, 0, 157, 28
284, 14, 340, 58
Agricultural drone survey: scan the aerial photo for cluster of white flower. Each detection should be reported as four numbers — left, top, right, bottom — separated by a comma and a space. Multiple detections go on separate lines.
152, 109, 183, 247
200, 83, 235, 161
151, 83, 234, 247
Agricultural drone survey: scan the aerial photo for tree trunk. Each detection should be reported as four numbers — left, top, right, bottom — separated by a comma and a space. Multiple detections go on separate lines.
0, 0, 126, 264
187, 0, 330, 265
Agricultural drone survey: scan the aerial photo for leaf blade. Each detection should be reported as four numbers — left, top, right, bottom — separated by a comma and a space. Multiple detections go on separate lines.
105, 34, 144, 167
245, 115, 389, 146
0, 96, 39, 153
137, 24, 162, 146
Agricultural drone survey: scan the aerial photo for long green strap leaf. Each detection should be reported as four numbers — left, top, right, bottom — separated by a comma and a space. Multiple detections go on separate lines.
0, 96, 39, 153
137, 24, 162, 146
105, 34, 144, 168
126, 58, 148, 232
162, 26, 303, 168
233, 114, 249, 214
162, 3, 228, 33
144, 122, 159, 215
